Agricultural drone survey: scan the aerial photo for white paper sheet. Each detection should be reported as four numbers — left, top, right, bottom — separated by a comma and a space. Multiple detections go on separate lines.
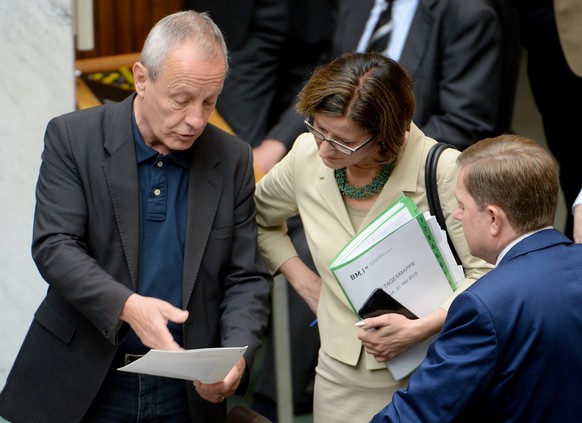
331, 196, 464, 380
117, 346, 247, 383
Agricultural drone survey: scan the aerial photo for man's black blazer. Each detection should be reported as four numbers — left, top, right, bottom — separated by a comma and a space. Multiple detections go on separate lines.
0, 95, 272, 423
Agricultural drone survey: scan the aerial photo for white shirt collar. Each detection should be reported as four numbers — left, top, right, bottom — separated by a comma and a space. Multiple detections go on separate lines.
356, 0, 419, 61
495, 226, 553, 266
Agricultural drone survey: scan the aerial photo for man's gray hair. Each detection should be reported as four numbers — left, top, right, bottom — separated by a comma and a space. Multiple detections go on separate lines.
140, 10, 228, 81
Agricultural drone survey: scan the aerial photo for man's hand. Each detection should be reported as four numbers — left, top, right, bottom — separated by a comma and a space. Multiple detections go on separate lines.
193, 357, 246, 403
120, 293, 189, 351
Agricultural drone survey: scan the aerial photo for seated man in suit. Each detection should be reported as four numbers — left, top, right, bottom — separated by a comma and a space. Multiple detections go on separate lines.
368, 134, 582, 422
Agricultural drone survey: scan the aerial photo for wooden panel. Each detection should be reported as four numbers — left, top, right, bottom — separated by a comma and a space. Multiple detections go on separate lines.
75, 77, 101, 110
92, 0, 114, 57
115, 0, 134, 54
133, 0, 151, 52
76, 0, 183, 60
76, 52, 141, 73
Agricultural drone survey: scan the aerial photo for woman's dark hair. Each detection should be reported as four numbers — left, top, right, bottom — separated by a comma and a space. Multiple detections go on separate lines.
296, 52, 415, 163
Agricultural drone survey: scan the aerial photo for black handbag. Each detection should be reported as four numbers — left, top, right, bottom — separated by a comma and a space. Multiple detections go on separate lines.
425, 142, 460, 264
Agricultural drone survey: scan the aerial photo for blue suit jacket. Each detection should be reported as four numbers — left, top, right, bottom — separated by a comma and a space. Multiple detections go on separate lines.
371, 229, 582, 422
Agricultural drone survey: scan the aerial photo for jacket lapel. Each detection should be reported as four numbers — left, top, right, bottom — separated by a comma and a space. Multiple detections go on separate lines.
363, 124, 427, 226
399, 0, 436, 81
182, 133, 222, 308
317, 161, 356, 235
333, 0, 375, 54
102, 96, 140, 289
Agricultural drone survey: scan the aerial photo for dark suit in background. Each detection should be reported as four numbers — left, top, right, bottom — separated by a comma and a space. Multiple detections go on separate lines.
332, 0, 518, 150
516, 0, 582, 238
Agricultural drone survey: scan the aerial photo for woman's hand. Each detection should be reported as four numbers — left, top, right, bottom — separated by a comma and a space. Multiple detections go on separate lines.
357, 308, 446, 362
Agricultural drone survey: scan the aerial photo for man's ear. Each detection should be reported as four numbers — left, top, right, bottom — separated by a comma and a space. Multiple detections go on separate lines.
488, 204, 505, 237
133, 62, 148, 95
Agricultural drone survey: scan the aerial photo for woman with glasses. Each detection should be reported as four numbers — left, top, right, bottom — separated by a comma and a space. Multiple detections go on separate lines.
253, 52, 491, 422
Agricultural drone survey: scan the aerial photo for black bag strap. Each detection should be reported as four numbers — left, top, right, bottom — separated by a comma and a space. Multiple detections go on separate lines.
425, 142, 460, 264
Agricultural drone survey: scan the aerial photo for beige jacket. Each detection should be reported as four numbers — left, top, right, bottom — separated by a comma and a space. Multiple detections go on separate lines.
255, 123, 491, 374
555, 0, 582, 77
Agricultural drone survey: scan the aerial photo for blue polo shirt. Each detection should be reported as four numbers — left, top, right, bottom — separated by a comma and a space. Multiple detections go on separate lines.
122, 110, 190, 354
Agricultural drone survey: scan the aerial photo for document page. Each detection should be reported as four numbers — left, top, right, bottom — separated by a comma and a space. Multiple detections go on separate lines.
118, 346, 247, 383
332, 214, 455, 317
330, 196, 464, 380
332, 196, 417, 265
424, 211, 464, 283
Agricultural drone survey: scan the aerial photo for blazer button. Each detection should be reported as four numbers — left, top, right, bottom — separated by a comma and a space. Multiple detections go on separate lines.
102, 328, 108, 337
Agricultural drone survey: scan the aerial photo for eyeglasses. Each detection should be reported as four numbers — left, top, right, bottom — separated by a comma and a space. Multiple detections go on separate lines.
304, 118, 376, 155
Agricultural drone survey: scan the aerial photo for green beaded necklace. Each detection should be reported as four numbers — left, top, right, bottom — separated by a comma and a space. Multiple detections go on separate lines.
334, 163, 394, 199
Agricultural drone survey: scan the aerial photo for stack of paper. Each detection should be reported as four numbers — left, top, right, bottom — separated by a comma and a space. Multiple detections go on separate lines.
330, 196, 464, 379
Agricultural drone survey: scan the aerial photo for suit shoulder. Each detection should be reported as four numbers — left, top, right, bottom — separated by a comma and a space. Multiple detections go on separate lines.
47, 96, 129, 131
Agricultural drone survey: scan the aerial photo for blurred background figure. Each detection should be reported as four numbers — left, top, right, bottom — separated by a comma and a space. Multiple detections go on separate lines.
516, 0, 582, 239
331, 0, 520, 150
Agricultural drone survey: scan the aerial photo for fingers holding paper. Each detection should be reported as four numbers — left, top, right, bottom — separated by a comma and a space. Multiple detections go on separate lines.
193, 357, 246, 403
